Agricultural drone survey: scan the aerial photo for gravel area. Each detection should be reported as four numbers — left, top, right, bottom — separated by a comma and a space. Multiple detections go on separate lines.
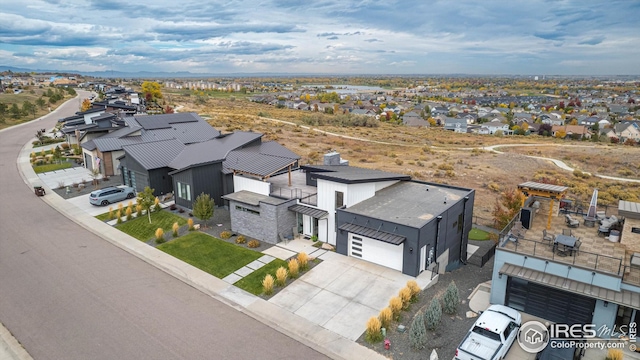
357, 260, 494, 360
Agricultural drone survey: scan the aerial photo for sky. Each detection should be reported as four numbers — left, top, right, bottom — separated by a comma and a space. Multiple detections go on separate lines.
1, 0, 639, 75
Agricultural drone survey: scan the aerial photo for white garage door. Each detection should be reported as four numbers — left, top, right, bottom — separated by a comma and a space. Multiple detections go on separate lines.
348, 233, 404, 272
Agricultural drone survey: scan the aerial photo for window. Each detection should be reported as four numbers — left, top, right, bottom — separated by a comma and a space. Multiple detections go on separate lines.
235, 205, 260, 215
335, 191, 344, 209
177, 182, 191, 201
458, 214, 464, 233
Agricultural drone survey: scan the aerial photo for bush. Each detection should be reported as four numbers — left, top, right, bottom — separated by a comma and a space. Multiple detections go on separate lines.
220, 231, 232, 239
378, 307, 392, 330
395, 159, 403, 166
154, 197, 161, 212
125, 207, 132, 221
365, 316, 383, 343
409, 311, 427, 350
155, 228, 164, 244
247, 240, 260, 248
442, 281, 460, 315
116, 210, 122, 224
389, 296, 403, 319
424, 297, 442, 330
297, 252, 309, 270
117, 203, 124, 213
108, 207, 114, 220
288, 258, 299, 278
235, 235, 246, 244
406, 280, 420, 302
136, 204, 142, 217
399, 287, 412, 309
606, 349, 623, 360
172, 222, 179, 238
262, 274, 274, 295
187, 218, 194, 231
275, 266, 288, 286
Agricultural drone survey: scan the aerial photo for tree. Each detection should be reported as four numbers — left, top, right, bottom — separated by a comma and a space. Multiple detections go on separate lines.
52, 145, 62, 164
442, 281, 460, 314
424, 297, 442, 330
538, 123, 552, 136
22, 101, 35, 118
164, 105, 174, 114
81, 99, 92, 112
141, 81, 163, 101
137, 186, 156, 224
409, 311, 427, 350
555, 130, 566, 138
492, 188, 525, 231
36, 97, 46, 109
10, 103, 21, 119
193, 192, 215, 228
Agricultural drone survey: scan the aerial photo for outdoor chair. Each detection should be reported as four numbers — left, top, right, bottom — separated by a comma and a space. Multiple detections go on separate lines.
574, 238, 582, 255
600, 215, 618, 230
563, 228, 573, 236
565, 214, 580, 228
596, 211, 607, 222
542, 229, 554, 245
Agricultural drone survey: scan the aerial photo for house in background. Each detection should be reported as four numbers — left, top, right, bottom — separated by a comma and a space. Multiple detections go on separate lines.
444, 117, 467, 133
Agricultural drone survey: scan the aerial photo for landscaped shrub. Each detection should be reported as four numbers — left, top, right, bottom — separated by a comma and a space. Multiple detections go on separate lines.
172, 222, 179, 238
424, 297, 442, 330
136, 204, 142, 217
116, 210, 122, 224
378, 307, 392, 330
235, 235, 246, 244
406, 280, 420, 302
399, 287, 412, 309
365, 316, 383, 343
108, 207, 114, 220
125, 207, 132, 221
389, 296, 403, 319
154, 197, 161, 212
127, 200, 134, 209
247, 240, 260, 248
409, 311, 427, 350
220, 231, 232, 239
442, 281, 460, 315
187, 218, 194, 231
155, 228, 164, 244
275, 266, 288, 286
287, 258, 299, 278
262, 274, 274, 295
297, 252, 309, 270
606, 349, 623, 360
117, 203, 124, 214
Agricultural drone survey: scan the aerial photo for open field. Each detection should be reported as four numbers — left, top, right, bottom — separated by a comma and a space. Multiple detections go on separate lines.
0, 89, 76, 130
164, 95, 640, 226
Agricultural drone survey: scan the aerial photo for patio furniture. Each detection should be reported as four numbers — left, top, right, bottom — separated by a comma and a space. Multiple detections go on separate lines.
574, 238, 582, 255
563, 228, 573, 236
565, 214, 580, 228
631, 253, 640, 269
599, 215, 618, 230
542, 229, 554, 246
511, 221, 526, 239
596, 211, 607, 222
554, 234, 577, 256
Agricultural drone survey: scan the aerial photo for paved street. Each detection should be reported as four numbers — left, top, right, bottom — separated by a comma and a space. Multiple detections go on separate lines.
0, 93, 327, 360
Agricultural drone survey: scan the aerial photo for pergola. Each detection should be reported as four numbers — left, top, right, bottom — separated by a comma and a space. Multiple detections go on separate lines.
517, 181, 568, 230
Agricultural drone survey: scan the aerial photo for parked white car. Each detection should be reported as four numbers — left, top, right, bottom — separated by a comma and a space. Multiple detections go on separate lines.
455, 304, 522, 360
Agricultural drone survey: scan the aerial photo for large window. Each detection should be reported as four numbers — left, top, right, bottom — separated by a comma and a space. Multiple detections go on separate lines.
335, 191, 344, 209
177, 182, 191, 201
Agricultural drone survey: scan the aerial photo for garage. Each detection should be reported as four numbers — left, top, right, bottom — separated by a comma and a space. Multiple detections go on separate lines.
347, 232, 404, 272
506, 277, 595, 325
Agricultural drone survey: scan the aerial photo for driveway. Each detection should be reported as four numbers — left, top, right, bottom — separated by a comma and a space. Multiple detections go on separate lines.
268, 240, 437, 341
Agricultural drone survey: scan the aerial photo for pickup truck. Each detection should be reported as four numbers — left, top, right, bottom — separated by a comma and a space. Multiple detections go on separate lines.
455, 304, 522, 360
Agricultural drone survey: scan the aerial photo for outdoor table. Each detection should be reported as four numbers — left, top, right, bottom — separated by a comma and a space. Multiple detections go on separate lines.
554, 234, 577, 256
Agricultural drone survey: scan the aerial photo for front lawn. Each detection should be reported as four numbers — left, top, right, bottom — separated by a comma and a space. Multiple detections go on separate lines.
33, 162, 72, 173
157, 232, 262, 278
116, 210, 187, 241
469, 228, 491, 241
234, 259, 288, 295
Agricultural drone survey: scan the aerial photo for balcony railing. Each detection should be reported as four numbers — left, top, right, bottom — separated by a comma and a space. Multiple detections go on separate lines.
270, 186, 317, 206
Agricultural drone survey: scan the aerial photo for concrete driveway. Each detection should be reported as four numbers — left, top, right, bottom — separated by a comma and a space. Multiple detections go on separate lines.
268, 240, 437, 341
36, 166, 94, 189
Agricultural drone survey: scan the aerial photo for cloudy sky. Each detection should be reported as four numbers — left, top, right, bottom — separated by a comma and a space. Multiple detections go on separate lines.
1, 0, 639, 75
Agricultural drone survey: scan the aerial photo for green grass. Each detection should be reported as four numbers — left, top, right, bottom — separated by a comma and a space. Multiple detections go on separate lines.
95, 211, 113, 222
469, 228, 491, 241
234, 259, 288, 295
116, 210, 187, 241
157, 232, 263, 278
33, 162, 72, 173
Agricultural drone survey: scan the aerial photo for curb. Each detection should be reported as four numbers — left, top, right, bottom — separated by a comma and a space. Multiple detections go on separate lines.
0, 322, 33, 360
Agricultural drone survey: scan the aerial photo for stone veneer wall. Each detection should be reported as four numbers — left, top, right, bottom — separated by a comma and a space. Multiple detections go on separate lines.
228, 198, 297, 244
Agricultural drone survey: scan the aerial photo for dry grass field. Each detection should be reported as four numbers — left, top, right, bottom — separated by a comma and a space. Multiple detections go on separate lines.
172, 94, 640, 226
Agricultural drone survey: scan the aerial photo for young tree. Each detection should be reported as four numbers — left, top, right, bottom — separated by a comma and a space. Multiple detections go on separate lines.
492, 188, 525, 231
81, 99, 92, 112
193, 192, 215, 228
442, 281, 460, 315
137, 186, 156, 224
409, 311, 427, 350
424, 297, 442, 331
141, 81, 163, 101
35, 97, 46, 109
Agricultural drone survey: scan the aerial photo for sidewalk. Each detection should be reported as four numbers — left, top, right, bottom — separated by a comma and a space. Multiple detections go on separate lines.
0, 321, 32, 360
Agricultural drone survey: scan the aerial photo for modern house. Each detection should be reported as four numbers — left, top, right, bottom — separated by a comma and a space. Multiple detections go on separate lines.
224, 152, 475, 277
490, 182, 640, 336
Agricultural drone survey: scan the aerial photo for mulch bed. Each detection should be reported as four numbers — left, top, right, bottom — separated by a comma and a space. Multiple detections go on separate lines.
357, 260, 494, 360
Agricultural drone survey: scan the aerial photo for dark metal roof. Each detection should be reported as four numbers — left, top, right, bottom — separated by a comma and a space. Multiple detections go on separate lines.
91, 112, 117, 121
301, 164, 410, 184
61, 123, 97, 134
518, 181, 568, 194
499, 263, 640, 308
133, 113, 202, 130
76, 107, 106, 115
223, 141, 300, 177
122, 139, 186, 170
168, 132, 262, 172
223, 190, 290, 206
338, 223, 406, 245
288, 204, 328, 218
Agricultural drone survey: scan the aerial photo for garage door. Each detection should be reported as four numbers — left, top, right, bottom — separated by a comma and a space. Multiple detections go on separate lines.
506, 277, 595, 325
348, 233, 403, 271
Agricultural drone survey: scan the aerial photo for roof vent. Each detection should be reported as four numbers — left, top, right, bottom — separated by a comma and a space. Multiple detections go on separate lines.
444, 196, 447, 204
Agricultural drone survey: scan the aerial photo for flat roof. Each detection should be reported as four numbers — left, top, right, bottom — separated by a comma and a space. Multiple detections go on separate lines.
302, 164, 410, 184
341, 181, 472, 228
518, 181, 568, 194
223, 190, 290, 207
619, 200, 640, 220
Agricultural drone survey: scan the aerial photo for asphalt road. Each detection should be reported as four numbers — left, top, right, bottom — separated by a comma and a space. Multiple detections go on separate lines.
0, 92, 327, 360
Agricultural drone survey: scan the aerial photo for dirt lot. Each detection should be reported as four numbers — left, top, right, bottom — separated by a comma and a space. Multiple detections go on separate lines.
172, 96, 640, 226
